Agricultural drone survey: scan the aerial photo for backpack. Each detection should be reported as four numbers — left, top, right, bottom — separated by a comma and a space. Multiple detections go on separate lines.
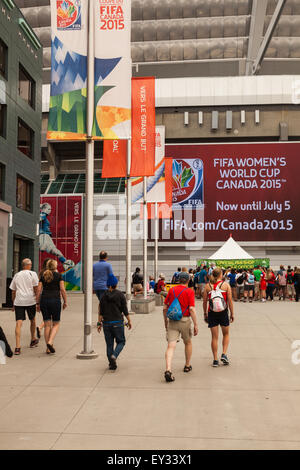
209, 282, 227, 313
287, 272, 294, 284
172, 272, 180, 284
236, 273, 245, 285
167, 287, 188, 321
248, 274, 255, 285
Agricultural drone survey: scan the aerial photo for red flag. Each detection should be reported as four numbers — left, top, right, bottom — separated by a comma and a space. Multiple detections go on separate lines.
130, 77, 155, 177
102, 139, 127, 178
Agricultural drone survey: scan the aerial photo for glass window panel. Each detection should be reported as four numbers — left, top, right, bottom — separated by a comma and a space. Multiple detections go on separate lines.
19, 64, 36, 108
18, 118, 34, 159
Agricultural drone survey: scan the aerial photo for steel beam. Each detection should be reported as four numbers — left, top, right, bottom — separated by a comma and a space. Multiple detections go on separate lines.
246, 0, 268, 75
252, 0, 287, 75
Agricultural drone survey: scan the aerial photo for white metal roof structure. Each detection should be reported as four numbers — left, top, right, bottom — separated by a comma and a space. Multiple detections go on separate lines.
15, 0, 300, 82
209, 237, 254, 259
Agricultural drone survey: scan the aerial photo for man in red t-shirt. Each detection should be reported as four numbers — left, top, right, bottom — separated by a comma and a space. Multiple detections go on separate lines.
163, 272, 198, 382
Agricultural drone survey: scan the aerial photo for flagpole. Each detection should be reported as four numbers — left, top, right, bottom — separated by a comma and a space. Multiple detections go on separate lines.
154, 201, 158, 282
126, 139, 132, 311
77, 0, 98, 359
143, 176, 148, 299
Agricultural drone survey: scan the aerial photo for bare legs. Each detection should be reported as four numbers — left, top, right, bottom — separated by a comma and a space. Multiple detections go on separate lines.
15, 319, 36, 349
44, 320, 60, 353
210, 325, 230, 361
165, 339, 193, 372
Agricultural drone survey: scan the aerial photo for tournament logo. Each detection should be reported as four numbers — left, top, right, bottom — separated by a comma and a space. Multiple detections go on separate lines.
172, 159, 204, 209
57, 0, 81, 30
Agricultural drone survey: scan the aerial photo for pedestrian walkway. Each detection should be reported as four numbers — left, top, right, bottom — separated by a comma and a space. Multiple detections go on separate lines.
1, 295, 300, 450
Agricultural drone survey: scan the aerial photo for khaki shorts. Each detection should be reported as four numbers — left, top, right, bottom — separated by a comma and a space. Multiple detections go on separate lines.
133, 284, 143, 293
167, 317, 192, 344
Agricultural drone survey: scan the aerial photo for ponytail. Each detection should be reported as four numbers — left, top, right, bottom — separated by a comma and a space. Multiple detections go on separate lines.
42, 259, 57, 283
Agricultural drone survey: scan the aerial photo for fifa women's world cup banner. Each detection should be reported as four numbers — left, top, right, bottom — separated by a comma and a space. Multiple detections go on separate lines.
158, 143, 300, 243
93, 0, 131, 139
47, 0, 131, 141
39, 196, 83, 291
47, 0, 88, 140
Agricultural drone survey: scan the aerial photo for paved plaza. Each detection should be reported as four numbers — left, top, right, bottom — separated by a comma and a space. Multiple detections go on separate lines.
1, 294, 300, 450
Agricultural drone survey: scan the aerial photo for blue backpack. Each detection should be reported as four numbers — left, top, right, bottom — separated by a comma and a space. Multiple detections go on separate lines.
167, 287, 188, 321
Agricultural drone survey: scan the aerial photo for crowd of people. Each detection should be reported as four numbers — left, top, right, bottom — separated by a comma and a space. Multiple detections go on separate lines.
2, 252, 299, 384
179, 264, 300, 303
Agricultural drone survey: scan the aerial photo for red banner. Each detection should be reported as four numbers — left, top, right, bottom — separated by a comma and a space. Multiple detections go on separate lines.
130, 77, 155, 177
39, 196, 83, 290
158, 143, 300, 242
102, 139, 127, 178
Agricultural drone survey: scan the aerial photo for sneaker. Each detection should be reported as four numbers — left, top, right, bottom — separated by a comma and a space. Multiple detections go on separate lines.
212, 360, 219, 367
221, 354, 230, 365
109, 355, 117, 369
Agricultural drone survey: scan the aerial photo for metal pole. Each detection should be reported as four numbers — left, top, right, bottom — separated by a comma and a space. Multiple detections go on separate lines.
154, 201, 158, 281
143, 177, 148, 299
77, 0, 98, 359
126, 139, 132, 312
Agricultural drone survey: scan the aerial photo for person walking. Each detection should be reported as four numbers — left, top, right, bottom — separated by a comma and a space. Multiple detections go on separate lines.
132, 267, 143, 296
163, 272, 198, 383
294, 268, 300, 302
203, 267, 234, 367
260, 268, 267, 302
244, 269, 255, 303
278, 265, 287, 300
36, 257, 51, 339
9, 258, 40, 355
266, 269, 276, 301
93, 251, 113, 303
36, 259, 67, 354
97, 274, 132, 370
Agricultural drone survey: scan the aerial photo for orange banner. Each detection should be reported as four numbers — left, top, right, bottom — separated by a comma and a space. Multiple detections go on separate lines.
141, 158, 173, 220
102, 139, 127, 178
130, 77, 155, 177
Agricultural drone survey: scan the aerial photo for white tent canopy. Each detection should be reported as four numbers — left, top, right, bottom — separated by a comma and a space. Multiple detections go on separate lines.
209, 237, 254, 260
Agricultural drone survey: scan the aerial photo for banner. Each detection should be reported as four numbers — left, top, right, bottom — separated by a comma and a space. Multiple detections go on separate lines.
159, 143, 300, 242
39, 196, 83, 291
132, 126, 165, 203
0, 209, 9, 304
102, 139, 127, 178
93, 0, 131, 139
197, 259, 270, 269
130, 77, 155, 177
47, 0, 88, 140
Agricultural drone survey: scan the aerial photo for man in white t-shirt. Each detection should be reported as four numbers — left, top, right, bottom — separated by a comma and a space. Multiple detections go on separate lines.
9, 258, 39, 355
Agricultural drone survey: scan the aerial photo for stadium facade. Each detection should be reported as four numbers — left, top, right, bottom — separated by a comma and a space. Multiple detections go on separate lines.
14, 0, 300, 287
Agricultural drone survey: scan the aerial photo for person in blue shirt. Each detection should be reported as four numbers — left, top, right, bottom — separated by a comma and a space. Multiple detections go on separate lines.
93, 251, 114, 302
198, 266, 208, 299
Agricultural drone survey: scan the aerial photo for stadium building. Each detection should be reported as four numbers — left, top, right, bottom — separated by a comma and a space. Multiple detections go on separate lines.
0, 0, 43, 305
14, 0, 300, 287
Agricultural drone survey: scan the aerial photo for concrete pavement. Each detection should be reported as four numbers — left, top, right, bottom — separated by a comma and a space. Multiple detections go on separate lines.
1, 295, 300, 450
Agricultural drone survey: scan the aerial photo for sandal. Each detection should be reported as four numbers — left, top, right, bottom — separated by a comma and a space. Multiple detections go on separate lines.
183, 365, 192, 373
164, 370, 175, 382
47, 343, 55, 354
14, 348, 21, 355
30, 339, 39, 348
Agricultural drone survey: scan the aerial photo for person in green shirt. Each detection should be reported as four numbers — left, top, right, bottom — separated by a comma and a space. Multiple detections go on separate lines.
253, 266, 262, 301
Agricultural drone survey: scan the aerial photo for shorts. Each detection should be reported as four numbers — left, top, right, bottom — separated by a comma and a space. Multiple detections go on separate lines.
208, 309, 229, 328
15, 305, 36, 322
167, 316, 192, 344
133, 284, 143, 293
244, 285, 255, 292
40, 298, 62, 322
199, 283, 206, 293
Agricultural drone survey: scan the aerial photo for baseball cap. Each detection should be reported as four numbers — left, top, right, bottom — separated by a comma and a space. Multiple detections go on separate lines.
178, 272, 190, 282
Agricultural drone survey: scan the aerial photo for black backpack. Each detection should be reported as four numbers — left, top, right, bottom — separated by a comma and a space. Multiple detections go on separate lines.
237, 273, 246, 285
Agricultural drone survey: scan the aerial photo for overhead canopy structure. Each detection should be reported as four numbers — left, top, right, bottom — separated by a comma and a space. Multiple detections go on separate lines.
209, 237, 254, 260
